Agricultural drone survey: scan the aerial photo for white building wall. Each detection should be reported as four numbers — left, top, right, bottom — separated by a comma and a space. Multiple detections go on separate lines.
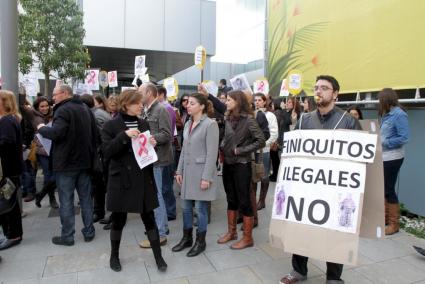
83, 0, 216, 55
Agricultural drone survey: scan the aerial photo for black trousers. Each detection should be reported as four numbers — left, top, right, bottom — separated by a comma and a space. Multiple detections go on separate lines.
270, 149, 280, 179
383, 158, 404, 204
222, 163, 253, 216
0, 177, 23, 239
111, 210, 156, 232
92, 171, 106, 217
292, 254, 343, 280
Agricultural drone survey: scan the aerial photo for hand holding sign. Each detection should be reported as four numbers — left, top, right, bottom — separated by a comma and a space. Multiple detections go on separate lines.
131, 131, 158, 169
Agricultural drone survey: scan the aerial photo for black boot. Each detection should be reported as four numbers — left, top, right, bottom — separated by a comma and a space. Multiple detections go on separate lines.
187, 231, 206, 257
110, 229, 122, 272
48, 190, 59, 209
35, 182, 53, 208
172, 228, 193, 252
147, 229, 167, 272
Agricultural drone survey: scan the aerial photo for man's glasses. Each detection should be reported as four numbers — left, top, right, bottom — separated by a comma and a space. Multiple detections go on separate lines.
313, 85, 333, 92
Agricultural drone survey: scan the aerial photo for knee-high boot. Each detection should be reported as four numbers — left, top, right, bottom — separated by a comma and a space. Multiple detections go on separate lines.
110, 229, 122, 272
147, 228, 168, 271
257, 180, 269, 210
385, 203, 400, 235
217, 210, 238, 244
231, 216, 254, 250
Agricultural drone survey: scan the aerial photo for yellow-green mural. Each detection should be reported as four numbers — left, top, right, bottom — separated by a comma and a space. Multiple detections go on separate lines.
267, 0, 425, 96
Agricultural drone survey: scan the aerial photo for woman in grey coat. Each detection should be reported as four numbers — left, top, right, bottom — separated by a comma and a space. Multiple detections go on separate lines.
173, 93, 219, 257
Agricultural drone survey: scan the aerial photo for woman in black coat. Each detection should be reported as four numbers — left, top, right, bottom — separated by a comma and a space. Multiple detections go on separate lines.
0, 90, 24, 251
101, 89, 167, 272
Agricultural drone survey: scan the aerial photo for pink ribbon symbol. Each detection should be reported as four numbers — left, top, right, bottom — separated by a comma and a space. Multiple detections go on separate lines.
87, 71, 96, 84
137, 134, 148, 156
258, 81, 265, 92
109, 72, 115, 83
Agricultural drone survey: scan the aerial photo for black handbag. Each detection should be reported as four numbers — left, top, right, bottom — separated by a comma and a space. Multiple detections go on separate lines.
0, 158, 18, 215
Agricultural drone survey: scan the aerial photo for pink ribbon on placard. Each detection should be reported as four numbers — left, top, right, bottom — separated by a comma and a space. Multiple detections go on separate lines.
109, 72, 115, 83
138, 133, 148, 156
258, 81, 265, 92
87, 71, 96, 84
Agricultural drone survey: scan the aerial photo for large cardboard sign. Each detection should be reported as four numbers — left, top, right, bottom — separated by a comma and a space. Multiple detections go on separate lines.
270, 128, 380, 265
135, 55, 146, 76
253, 78, 269, 95
230, 74, 252, 94
131, 131, 158, 170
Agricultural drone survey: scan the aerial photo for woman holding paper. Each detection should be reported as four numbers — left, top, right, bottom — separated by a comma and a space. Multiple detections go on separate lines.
31, 96, 59, 209
378, 88, 409, 235
101, 89, 167, 272
173, 93, 219, 257
218, 90, 265, 249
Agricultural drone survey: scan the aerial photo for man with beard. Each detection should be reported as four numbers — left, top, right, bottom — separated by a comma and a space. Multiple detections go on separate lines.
279, 75, 360, 284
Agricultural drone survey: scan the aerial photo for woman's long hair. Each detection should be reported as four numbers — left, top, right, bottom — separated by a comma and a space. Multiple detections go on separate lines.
378, 88, 404, 117
288, 96, 302, 117
0, 90, 21, 121
226, 90, 254, 119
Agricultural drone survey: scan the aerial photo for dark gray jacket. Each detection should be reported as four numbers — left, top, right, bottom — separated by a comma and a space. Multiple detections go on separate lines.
221, 114, 265, 164
295, 107, 361, 130
143, 100, 173, 166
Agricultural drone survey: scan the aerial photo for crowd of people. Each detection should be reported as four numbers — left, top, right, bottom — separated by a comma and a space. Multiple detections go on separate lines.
0, 75, 410, 283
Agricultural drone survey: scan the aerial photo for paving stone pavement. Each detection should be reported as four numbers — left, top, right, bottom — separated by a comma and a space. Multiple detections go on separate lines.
1, 177, 424, 284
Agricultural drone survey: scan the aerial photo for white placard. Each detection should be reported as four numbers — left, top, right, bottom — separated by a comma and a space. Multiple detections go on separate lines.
85, 69, 99, 91
202, 80, 218, 96
272, 157, 365, 234
281, 130, 377, 164
279, 79, 289, 97
140, 73, 150, 84
36, 134, 52, 156
135, 55, 146, 75
74, 82, 92, 95
131, 131, 158, 169
289, 73, 302, 90
21, 73, 39, 97
164, 77, 178, 98
253, 79, 269, 95
108, 71, 118, 88
230, 73, 252, 93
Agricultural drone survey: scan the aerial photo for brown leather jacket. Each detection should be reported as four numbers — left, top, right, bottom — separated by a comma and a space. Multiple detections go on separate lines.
221, 114, 265, 164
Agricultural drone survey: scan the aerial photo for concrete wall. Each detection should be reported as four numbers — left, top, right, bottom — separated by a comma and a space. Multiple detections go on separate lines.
83, 0, 216, 55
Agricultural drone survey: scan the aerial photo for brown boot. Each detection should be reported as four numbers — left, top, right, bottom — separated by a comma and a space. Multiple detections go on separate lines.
385, 203, 400, 235
242, 183, 258, 231
217, 210, 238, 244
385, 199, 389, 226
257, 180, 269, 210
231, 216, 254, 249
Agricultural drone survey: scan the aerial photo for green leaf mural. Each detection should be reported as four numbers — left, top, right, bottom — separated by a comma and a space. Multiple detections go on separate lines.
267, 0, 327, 97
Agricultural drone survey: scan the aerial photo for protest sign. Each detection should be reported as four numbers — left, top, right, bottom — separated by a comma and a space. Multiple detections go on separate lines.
163, 77, 179, 101
131, 131, 158, 170
202, 80, 218, 96
253, 78, 269, 95
135, 55, 146, 75
108, 71, 118, 88
288, 70, 303, 96
85, 69, 99, 91
194, 45, 207, 69
270, 129, 379, 265
99, 71, 109, 88
279, 79, 289, 97
230, 74, 252, 94
74, 82, 92, 95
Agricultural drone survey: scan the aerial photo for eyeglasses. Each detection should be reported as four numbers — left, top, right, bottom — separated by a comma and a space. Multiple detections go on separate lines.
313, 85, 333, 92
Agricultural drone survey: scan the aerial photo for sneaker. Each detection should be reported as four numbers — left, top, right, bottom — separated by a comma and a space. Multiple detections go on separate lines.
138, 237, 167, 248
51, 236, 74, 246
279, 271, 307, 284
84, 235, 95, 242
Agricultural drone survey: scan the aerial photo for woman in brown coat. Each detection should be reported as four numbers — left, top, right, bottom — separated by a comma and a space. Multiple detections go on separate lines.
101, 89, 167, 272
218, 90, 265, 249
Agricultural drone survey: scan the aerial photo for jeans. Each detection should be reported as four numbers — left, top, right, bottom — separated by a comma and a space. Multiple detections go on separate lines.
56, 170, 95, 241
22, 160, 36, 195
383, 158, 404, 204
162, 163, 176, 219
181, 199, 208, 233
37, 154, 55, 186
262, 152, 271, 182
153, 166, 169, 238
